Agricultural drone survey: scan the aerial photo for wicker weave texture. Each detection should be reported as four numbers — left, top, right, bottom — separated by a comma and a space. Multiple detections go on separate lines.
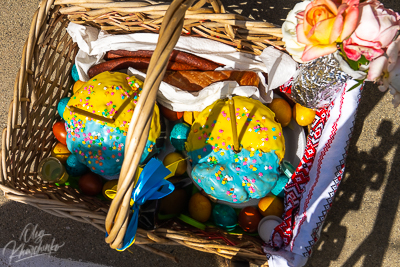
0, 0, 284, 263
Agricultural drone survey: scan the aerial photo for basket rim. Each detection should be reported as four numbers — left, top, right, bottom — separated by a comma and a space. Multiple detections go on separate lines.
1, 0, 286, 263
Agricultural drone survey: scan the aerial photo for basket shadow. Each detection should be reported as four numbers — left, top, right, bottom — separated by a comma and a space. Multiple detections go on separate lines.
0, 201, 226, 267
224, 1, 294, 26
307, 83, 400, 267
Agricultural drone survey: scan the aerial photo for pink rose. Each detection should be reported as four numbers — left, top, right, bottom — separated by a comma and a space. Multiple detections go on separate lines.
368, 37, 400, 107
296, 0, 360, 62
343, 0, 400, 61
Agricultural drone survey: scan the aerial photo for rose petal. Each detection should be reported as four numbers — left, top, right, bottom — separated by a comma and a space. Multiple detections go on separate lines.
377, 25, 400, 48
329, 7, 344, 43
344, 44, 384, 61
367, 56, 388, 81
314, 0, 339, 15
302, 2, 316, 33
343, 43, 362, 61
350, 34, 382, 49
297, 24, 314, 45
353, 4, 379, 41
386, 37, 400, 71
301, 43, 337, 62
313, 17, 337, 44
339, 1, 360, 41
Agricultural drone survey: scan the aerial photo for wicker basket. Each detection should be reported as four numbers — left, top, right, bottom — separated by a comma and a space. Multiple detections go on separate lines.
0, 0, 285, 264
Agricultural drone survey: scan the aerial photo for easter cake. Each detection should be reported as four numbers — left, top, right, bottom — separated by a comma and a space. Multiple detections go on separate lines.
186, 96, 285, 203
62, 71, 161, 177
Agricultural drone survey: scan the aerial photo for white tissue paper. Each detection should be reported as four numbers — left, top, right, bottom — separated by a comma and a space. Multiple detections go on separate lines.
66, 22, 297, 111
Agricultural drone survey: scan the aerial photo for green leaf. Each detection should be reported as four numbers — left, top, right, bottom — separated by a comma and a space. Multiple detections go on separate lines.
347, 79, 364, 92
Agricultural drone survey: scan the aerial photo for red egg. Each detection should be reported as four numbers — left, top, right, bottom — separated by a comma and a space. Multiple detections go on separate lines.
238, 206, 262, 233
79, 172, 103, 196
53, 121, 67, 145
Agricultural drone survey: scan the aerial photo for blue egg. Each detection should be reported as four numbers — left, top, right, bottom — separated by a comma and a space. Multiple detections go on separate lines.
71, 64, 79, 82
271, 174, 289, 198
212, 204, 237, 231
170, 123, 191, 151
66, 154, 88, 177
57, 97, 70, 119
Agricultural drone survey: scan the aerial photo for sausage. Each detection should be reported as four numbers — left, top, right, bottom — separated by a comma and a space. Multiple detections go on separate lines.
87, 57, 197, 78
104, 50, 224, 71
104, 50, 154, 60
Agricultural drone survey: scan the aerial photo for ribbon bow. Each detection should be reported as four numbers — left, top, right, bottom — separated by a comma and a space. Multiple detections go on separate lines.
106, 158, 175, 251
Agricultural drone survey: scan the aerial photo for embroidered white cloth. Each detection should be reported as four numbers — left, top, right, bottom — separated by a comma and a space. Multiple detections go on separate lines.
265, 79, 363, 267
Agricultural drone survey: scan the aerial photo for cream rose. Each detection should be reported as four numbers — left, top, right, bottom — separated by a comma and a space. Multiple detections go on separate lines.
282, 1, 312, 63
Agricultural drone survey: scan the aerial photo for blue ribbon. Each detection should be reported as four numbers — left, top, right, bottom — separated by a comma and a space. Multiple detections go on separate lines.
108, 158, 174, 251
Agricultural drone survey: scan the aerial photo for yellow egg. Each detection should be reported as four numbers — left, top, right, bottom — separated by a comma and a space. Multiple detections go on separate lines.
72, 80, 86, 94
293, 103, 316, 126
51, 142, 71, 164
163, 152, 187, 176
258, 195, 284, 217
267, 98, 292, 127
102, 179, 119, 201
188, 193, 212, 222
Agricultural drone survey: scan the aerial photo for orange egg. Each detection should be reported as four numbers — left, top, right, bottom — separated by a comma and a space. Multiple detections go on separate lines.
53, 121, 67, 145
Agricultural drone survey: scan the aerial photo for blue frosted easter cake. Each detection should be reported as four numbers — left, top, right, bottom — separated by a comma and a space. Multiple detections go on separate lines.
186, 96, 285, 203
62, 71, 161, 177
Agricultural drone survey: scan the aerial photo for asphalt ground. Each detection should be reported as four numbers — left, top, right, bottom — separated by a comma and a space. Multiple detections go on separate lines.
1, 1, 400, 267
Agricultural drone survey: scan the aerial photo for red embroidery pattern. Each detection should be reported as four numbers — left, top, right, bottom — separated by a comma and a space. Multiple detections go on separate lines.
269, 107, 331, 248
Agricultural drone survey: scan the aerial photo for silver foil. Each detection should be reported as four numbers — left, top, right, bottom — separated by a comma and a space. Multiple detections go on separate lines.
291, 53, 350, 109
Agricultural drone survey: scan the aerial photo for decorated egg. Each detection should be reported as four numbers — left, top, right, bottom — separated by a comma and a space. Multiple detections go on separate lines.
258, 216, 282, 242
212, 204, 237, 231
66, 154, 89, 177
79, 172, 103, 196
57, 97, 70, 120
188, 193, 212, 223
51, 142, 71, 164
71, 64, 79, 82
53, 121, 67, 145
163, 152, 187, 176
170, 123, 190, 151
257, 195, 284, 218
238, 206, 262, 233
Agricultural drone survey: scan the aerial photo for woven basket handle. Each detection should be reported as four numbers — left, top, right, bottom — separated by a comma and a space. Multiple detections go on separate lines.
105, 0, 197, 249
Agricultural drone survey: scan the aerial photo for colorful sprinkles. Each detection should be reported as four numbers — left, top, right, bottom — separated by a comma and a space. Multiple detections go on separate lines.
63, 72, 161, 176
187, 96, 285, 203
